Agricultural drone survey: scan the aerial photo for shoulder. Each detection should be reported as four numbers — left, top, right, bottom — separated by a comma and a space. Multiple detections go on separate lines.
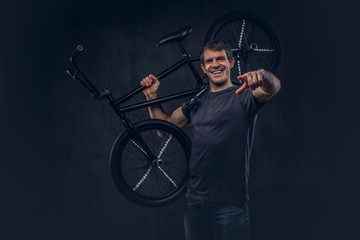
181, 87, 209, 118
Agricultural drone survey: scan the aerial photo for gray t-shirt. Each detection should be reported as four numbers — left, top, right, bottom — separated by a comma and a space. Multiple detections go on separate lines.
181, 85, 263, 204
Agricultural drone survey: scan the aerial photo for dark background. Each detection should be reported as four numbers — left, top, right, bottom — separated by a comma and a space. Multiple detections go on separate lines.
1, 0, 359, 239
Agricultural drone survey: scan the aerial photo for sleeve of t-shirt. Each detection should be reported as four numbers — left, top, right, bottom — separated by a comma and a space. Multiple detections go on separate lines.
181, 99, 192, 120
241, 88, 266, 118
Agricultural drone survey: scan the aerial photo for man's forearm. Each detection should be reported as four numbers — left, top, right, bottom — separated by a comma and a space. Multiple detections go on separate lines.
146, 93, 170, 121
261, 71, 281, 95
253, 70, 281, 102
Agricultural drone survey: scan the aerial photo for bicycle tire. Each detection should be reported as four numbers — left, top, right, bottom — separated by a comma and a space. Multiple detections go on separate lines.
205, 11, 281, 83
110, 119, 191, 207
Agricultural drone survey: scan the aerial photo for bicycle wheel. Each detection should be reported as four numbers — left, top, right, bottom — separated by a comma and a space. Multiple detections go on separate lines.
205, 11, 281, 83
110, 119, 191, 207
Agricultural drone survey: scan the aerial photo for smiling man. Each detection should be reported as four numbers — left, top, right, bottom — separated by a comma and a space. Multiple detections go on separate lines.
141, 40, 280, 240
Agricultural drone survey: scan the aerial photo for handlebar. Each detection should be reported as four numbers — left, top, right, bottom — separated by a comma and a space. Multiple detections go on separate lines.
66, 24, 204, 105
70, 45, 83, 65
67, 45, 100, 99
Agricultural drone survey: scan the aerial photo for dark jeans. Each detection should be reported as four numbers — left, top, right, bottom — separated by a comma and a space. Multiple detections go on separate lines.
184, 198, 250, 240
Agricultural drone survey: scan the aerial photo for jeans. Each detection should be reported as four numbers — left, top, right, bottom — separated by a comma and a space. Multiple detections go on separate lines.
184, 198, 250, 240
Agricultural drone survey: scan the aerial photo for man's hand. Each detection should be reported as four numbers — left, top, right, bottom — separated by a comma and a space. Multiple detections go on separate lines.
235, 69, 280, 102
140, 74, 191, 130
235, 69, 265, 95
140, 74, 160, 100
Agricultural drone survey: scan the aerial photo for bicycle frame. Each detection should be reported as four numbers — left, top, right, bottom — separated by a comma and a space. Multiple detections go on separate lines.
67, 39, 206, 163
67, 43, 205, 111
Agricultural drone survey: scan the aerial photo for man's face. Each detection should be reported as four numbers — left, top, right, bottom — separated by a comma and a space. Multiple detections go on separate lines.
201, 49, 234, 86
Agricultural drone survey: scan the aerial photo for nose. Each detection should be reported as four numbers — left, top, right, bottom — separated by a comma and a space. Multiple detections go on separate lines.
211, 60, 220, 68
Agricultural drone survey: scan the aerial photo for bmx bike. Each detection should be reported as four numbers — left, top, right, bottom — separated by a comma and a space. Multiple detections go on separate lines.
66, 11, 280, 207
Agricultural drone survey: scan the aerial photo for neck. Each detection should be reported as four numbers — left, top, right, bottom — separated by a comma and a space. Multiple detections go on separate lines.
209, 80, 233, 92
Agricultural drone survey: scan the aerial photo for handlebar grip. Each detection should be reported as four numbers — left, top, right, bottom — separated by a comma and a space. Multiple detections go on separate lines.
70, 45, 84, 64
66, 68, 75, 77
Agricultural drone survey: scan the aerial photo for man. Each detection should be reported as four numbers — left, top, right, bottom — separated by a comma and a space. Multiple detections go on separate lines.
141, 40, 280, 240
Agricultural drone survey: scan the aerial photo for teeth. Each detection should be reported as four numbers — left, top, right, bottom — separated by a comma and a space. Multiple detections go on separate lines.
212, 70, 222, 74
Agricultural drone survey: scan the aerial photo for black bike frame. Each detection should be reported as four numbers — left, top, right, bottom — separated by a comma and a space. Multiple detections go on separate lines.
67, 41, 206, 162
67, 41, 205, 113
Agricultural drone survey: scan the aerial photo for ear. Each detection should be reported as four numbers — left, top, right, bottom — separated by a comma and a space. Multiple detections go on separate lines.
201, 64, 206, 74
230, 57, 235, 68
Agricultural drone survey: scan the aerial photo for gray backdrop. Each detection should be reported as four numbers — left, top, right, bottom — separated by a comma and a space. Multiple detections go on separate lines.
1, 0, 359, 239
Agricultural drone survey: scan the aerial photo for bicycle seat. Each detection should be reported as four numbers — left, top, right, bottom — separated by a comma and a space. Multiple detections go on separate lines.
157, 25, 192, 47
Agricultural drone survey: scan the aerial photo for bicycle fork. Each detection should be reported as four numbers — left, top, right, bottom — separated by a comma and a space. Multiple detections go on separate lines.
119, 115, 163, 168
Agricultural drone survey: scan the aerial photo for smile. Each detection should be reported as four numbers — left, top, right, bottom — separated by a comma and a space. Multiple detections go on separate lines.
210, 69, 224, 75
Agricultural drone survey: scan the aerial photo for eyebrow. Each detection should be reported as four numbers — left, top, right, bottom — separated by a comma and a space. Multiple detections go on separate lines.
204, 56, 226, 62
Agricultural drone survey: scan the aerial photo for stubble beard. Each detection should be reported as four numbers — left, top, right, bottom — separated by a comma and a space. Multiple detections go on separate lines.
207, 71, 231, 87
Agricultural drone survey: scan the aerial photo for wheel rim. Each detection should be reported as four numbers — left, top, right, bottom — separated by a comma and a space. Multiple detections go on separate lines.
110, 121, 190, 206
205, 12, 281, 83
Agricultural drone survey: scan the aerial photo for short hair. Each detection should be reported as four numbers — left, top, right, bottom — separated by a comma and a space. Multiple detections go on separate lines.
200, 40, 233, 64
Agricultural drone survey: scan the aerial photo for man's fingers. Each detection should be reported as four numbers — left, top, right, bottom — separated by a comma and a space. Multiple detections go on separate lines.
245, 72, 262, 90
149, 74, 159, 83
248, 72, 257, 90
236, 70, 265, 93
141, 74, 159, 87
141, 78, 151, 87
235, 82, 248, 95
237, 75, 248, 83
237, 74, 248, 83
236, 75, 249, 94
239, 73, 255, 90
256, 72, 263, 86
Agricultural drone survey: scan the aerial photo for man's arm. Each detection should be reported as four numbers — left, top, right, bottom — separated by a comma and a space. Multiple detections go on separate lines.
141, 74, 190, 129
235, 69, 281, 102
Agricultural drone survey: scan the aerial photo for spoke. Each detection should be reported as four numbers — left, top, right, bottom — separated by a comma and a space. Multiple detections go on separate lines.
163, 164, 186, 173
157, 135, 173, 158
153, 169, 167, 196
123, 165, 147, 176
130, 139, 147, 155
243, 20, 252, 46
232, 25, 240, 46
253, 48, 274, 52
123, 146, 144, 159
237, 61, 242, 78
121, 158, 145, 162
161, 149, 185, 159
157, 166, 177, 188
152, 169, 160, 196
163, 158, 187, 165
238, 19, 245, 48
162, 170, 184, 179
149, 130, 156, 153
133, 166, 152, 191
248, 53, 262, 70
